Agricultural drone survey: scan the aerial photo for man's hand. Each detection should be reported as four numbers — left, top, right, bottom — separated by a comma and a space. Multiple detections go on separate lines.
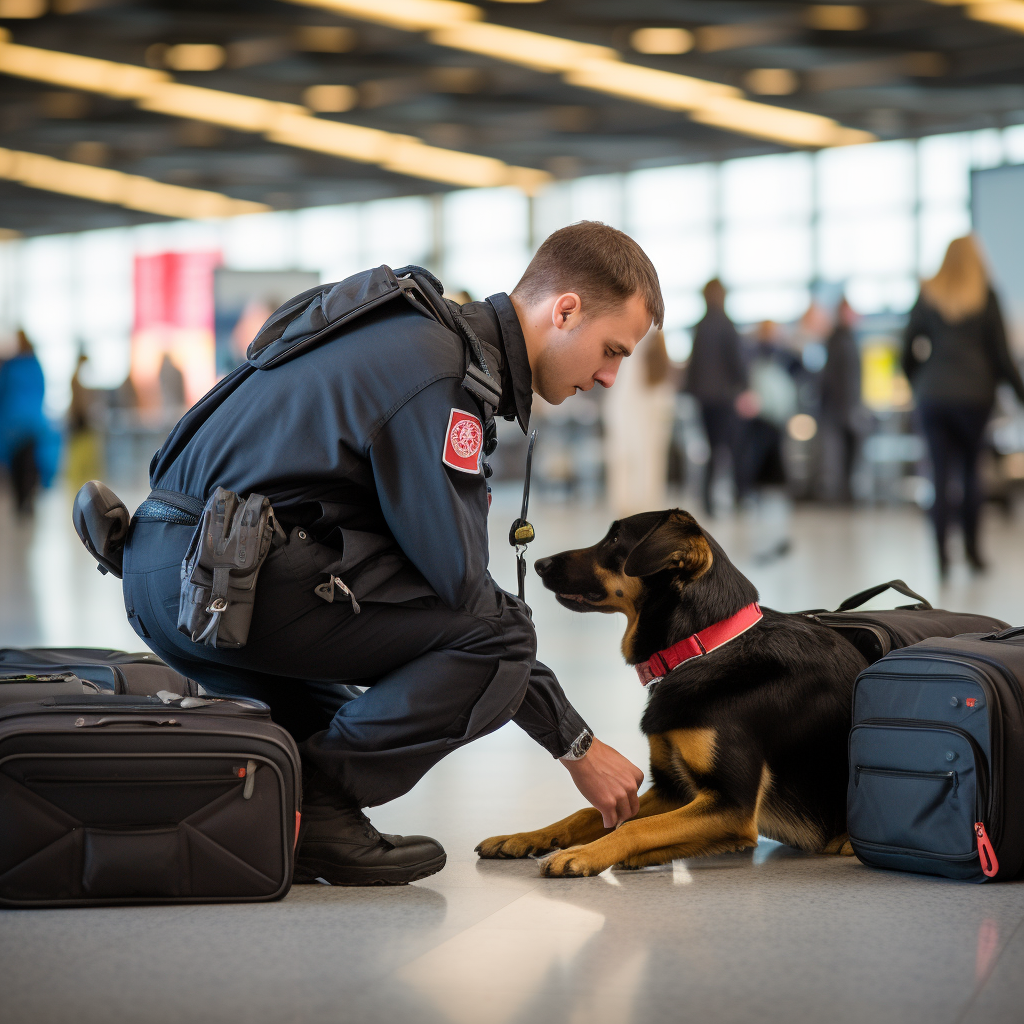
561, 737, 645, 828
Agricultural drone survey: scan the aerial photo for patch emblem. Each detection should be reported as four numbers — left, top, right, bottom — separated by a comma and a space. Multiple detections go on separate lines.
443, 408, 483, 474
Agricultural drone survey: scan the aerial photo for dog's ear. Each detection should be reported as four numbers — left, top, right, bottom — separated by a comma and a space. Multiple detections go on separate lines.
622, 511, 713, 579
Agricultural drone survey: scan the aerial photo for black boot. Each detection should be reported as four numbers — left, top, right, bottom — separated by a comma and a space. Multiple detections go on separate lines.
294, 772, 446, 886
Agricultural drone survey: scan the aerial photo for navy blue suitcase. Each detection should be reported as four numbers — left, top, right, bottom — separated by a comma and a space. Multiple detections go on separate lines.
848, 627, 1024, 881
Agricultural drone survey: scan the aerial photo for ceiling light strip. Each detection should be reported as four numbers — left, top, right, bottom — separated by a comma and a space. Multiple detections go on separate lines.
0, 145, 270, 219
0, 34, 550, 191
286, 0, 874, 148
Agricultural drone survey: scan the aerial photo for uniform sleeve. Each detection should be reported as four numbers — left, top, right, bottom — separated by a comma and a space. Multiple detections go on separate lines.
368, 377, 489, 610
512, 659, 592, 758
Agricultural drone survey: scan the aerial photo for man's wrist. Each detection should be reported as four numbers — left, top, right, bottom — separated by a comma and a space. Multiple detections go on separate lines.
559, 729, 593, 762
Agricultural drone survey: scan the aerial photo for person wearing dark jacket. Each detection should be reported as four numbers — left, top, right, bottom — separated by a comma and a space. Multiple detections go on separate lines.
818, 298, 864, 502
686, 279, 748, 515
901, 235, 1024, 576
122, 222, 660, 886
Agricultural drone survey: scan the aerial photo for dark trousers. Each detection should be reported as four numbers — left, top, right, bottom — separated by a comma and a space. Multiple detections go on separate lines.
699, 402, 739, 513
10, 440, 37, 515
918, 402, 991, 560
122, 520, 538, 808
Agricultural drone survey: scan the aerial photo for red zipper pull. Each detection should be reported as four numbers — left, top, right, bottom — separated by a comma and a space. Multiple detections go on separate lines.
975, 822, 999, 878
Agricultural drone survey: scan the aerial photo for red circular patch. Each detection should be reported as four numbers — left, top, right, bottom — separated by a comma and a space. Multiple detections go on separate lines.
450, 418, 482, 459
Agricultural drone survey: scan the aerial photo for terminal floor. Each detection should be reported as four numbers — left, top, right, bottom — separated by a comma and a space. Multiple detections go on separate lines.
2, 484, 1024, 1024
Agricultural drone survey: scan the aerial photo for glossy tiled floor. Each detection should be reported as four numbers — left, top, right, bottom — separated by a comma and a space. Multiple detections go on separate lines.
2, 482, 1024, 1024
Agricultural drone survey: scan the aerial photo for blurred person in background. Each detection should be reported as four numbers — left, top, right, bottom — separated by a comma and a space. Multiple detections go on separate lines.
901, 235, 1024, 577
604, 326, 674, 517
686, 278, 749, 515
66, 351, 103, 491
739, 320, 800, 501
0, 330, 58, 517
818, 297, 864, 503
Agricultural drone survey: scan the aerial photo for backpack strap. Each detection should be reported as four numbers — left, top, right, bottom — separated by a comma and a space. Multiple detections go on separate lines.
835, 579, 932, 612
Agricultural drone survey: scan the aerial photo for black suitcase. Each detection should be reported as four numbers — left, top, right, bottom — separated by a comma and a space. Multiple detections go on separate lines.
0, 692, 301, 906
848, 626, 1024, 881
0, 647, 200, 698
801, 580, 1009, 664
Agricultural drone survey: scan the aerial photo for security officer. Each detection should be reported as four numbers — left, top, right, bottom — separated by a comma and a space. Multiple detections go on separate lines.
121, 221, 664, 885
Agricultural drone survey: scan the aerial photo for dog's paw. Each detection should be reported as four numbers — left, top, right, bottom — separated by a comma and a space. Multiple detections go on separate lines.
475, 833, 559, 859
540, 850, 603, 877
838, 840, 854, 856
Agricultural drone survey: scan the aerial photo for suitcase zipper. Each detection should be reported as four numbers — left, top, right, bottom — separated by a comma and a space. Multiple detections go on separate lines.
854, 766, 958, 794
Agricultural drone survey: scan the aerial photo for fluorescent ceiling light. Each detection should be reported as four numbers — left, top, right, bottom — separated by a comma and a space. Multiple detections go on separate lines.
0, 32, 549, 192
429, 22, 616, 73
967, 1, 1024, 32
287, 0, 481, 32
691, 97, 874, 148
565, 60, 738, 109
924, 0, 1024, 33
630, 27, 695, 55
286, 0, 873, 148
0, 145, 269, 219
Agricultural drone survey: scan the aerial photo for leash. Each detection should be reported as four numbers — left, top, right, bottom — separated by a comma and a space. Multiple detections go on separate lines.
509, 430, 537, 604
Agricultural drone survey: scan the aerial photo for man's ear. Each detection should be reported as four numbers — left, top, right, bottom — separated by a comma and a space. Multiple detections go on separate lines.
552, 292, 581, 328
622, 511, 713, 579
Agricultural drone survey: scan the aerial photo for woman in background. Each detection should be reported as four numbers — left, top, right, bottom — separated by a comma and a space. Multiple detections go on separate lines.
604, 326, 674, 518
902, 235, 1024, 577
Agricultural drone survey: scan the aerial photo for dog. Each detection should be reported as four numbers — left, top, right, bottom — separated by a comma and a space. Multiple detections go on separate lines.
476, 509, 867, 877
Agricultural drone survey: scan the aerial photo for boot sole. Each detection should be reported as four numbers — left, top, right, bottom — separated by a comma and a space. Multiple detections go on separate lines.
292, 852, 447, 887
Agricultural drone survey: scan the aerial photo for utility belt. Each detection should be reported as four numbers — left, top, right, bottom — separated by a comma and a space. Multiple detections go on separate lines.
137, 487, 282, 650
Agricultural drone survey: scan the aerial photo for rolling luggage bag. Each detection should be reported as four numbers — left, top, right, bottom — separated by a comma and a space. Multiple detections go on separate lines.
801, 580, 1008, 664
0, 647, 200, 698
848, 626, 1024, 882
0, 691, 301, 906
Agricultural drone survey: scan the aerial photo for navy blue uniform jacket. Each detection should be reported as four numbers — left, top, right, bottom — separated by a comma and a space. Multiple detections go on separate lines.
147, 279, 588, 756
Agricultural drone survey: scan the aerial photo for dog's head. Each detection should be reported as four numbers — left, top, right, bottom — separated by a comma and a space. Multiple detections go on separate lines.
535, 509, 757, 664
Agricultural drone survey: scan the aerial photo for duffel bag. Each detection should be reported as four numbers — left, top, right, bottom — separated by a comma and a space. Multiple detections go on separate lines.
801, 580, 1008, 663
0, 646, 200, 697
848, 626, 1024, 882
0, 690, 301, 906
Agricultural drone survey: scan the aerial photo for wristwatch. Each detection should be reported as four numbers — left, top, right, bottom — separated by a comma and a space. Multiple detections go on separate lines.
559, 729, 594, 762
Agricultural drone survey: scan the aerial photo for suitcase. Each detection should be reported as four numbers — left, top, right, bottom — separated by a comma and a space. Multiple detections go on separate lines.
848, 626, 1024, 882
801, 580, 1009, 664
0, 647, 201, 698
0, 691, 301, 906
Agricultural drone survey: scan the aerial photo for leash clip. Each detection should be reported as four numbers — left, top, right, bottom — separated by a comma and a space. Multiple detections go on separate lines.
509, 430, 538, 604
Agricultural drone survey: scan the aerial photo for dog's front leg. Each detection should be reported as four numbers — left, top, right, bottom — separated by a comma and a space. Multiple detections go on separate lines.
475, 788, 677, 859
540, 791, 759, 877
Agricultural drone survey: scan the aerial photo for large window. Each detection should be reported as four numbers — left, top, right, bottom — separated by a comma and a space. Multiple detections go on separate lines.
0, 126, 1014, 410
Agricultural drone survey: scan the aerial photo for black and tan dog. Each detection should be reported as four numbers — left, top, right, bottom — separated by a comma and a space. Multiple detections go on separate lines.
476, 509, 867, 877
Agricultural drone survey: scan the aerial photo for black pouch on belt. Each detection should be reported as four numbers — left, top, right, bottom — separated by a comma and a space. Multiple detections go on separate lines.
178, 487, 281, 648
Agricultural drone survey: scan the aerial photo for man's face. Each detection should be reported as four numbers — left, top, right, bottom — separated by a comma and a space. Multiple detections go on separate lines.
528, 292, 652, 405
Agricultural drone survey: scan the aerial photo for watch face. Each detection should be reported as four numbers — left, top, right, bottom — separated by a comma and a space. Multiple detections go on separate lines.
575, 733, 593, 757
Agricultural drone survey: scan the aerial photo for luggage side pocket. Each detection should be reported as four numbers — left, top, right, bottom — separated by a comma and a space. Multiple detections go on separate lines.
848, 722, 988, 880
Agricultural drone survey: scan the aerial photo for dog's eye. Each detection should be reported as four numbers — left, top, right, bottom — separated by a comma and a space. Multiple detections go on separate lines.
608, 531, 619, 545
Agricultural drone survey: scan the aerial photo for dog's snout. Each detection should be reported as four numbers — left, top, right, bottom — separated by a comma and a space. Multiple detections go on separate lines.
534, 556, 553, 577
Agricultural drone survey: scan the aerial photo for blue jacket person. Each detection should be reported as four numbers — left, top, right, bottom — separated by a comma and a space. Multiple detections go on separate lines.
121, 222, 664, 885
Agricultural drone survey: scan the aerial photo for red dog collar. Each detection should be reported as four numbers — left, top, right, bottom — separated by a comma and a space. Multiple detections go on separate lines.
636, 602, 763, 686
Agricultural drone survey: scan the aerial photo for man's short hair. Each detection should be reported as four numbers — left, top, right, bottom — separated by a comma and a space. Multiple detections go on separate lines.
512, 221, 664, 329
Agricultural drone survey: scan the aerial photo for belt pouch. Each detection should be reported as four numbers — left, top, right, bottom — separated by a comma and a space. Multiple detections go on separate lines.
178, 487, 278, 648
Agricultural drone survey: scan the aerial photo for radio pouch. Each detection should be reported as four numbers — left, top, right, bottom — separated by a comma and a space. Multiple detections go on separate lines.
178, 487, 280, 648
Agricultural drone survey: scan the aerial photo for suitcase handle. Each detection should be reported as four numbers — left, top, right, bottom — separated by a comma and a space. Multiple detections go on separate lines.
835, 579, 932, 612
981, 625, 1024, 642
80, 716, 182, 727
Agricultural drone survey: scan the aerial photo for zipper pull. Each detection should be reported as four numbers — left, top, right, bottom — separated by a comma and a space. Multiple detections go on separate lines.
975, 822, 999, 878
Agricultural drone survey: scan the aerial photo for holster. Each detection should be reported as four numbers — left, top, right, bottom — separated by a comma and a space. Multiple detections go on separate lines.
178, 487, 281, 649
